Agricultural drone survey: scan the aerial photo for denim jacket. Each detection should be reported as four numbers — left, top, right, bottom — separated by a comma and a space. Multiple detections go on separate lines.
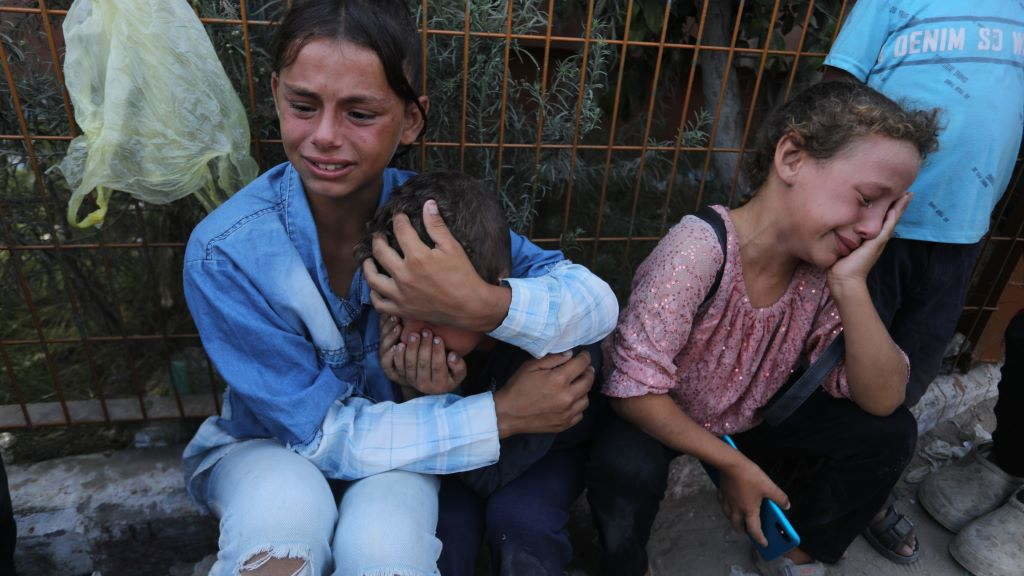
181, 163, 618, 502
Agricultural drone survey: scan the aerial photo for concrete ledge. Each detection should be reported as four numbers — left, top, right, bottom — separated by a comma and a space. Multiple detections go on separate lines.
10, 446, 216, 576
10, 362, 1002, 575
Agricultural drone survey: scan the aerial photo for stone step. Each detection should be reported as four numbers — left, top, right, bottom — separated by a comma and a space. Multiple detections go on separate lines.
11, 446, 216, 576
9, 362, 1001, 575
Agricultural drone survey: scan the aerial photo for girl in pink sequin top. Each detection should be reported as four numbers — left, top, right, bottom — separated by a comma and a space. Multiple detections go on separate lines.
588, 82, 940, 574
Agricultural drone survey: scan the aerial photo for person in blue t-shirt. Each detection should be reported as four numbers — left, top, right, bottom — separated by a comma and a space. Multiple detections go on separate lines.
824, 0, 1024, 571
180, 1, 618, 575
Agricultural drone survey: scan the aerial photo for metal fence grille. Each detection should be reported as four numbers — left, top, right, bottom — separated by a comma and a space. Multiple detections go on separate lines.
1, 0, 1021, 429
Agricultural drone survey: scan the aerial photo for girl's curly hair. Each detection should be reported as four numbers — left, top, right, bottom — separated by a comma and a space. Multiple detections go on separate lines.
745, 81, 940, 191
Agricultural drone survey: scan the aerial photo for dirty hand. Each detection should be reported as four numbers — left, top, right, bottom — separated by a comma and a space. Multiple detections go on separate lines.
364, 200, 510, 332
718, 457, 791, 547
378, 313, 467, 395
493, 350, 594, 438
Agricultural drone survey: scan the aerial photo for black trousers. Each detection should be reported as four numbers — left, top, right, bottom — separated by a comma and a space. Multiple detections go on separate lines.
0, 457, 14, 575
993, 310, 1024, 477
867, 238, 983, 406
586, 390, 917, 574
437, 449, 585, 576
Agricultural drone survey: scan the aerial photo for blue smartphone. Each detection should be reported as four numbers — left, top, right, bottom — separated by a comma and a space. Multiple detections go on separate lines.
702, 435, 800, 561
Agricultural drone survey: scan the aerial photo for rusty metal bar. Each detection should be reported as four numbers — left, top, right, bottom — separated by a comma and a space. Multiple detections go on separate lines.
660, 0, 711, 235
0, 242, 32, 426
0, 322, 32, 427
130, 203, 184, 420
953, 155, 1024, 367
621, 0, 673, 266
0, 134, 72, 141
954, 157, 1024, 368
726, 0, 783, 206
36, 0, 79, 138
368, 141, 753, 152
782, 0, 816, 101
6, 233, 1017, 255
95, 239, 144, 425
588, 0, 635, 264
0, 132, 756, 153
237, 0, 264, 167
492, 0, 515, 197
418, 0, 429, 170
0, 5, 276, 26
693, 0, 748, 212
458, 0, 471, 171
422, 27, 830, 56
2, 242, 187, 251
962, 220, 1024, 361
832, 0, 853, 45
1, 334, 200, 346
525, 0, 557, 240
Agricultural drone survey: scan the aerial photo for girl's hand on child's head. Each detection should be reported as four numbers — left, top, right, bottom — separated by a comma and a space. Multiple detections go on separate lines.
827, 192, 912, 296
378, 314, 467, 395
719, 457, 791, 547
365, 201, 507, 332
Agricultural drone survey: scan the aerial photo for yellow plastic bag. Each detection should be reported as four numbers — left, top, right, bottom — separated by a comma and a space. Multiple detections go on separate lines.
56, 0, 259, 228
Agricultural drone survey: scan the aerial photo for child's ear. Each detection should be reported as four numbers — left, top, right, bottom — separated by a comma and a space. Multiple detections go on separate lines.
400, 96, 430, 146
772, 132, 805, 186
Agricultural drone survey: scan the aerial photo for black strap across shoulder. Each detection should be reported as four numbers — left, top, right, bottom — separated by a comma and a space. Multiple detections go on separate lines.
692, 205, 727, 307
761, 333, 846, 426
690, 204, 846, 426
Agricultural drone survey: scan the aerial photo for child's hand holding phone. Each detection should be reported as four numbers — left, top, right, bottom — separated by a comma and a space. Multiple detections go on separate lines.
704, 435, 800, 560
718, 454, 789, 546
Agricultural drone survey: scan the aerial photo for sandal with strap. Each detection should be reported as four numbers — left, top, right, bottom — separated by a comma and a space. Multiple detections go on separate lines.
862, 503, 919, 564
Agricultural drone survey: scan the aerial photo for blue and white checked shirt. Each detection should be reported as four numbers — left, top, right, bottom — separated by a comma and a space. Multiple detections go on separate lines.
181, 163, 617, 505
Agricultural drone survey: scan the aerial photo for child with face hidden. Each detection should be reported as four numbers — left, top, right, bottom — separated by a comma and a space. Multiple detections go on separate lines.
355, 171, 602, 576
586, 81, 940, 576
180, 1, 617, 575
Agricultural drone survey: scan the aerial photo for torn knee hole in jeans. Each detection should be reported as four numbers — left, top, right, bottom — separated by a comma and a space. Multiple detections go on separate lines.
238, 544, 311, 576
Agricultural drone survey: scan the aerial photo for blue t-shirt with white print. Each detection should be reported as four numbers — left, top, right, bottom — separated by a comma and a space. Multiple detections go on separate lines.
825, 0, 1023, 243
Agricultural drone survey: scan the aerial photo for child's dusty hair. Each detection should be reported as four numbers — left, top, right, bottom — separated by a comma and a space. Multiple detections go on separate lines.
745, 81, 940, 191
354, 172, 511, 284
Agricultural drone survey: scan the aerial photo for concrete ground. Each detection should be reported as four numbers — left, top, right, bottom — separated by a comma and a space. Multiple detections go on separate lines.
582, 399, 998, 576
639, 478, 972, 576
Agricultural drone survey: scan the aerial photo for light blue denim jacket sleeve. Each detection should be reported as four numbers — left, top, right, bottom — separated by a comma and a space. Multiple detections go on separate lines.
183, 163, 617, 483
492, 232, 619, 357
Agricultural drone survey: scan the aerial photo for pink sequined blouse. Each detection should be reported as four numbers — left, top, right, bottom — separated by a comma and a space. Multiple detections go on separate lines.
602, 206, 892, 435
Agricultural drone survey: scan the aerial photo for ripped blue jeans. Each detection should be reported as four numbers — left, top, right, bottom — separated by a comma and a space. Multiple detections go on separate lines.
205, 439, 442, 576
